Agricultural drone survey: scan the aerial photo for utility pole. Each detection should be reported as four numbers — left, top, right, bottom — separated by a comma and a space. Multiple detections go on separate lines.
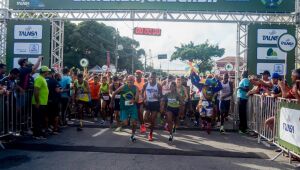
132, 22, 135, 74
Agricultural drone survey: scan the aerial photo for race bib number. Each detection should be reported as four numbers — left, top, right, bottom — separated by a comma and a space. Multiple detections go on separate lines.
103, 95, 110, 101
115, 95, 121, 99
202, 101, 209, 107
125, 100, 134, 106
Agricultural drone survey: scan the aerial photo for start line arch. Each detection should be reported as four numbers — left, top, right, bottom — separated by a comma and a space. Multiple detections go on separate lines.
0, 0, 300, 86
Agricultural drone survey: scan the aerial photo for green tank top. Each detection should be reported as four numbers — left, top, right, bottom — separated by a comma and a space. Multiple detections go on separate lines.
166, 93, 180, 108
100, 83, 109, 94
120, 84, 137, 109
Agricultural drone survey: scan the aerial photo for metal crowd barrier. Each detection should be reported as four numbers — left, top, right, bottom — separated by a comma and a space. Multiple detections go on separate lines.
246, 94, 300, 162
0, 90, 33, 149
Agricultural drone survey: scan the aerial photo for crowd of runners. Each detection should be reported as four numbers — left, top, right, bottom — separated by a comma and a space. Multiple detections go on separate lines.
58, 69, 233, 142
1, 57, 300, 143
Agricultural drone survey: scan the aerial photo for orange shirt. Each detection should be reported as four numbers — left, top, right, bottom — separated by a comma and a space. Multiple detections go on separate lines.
134, 78, 145, 103
89, 81, 100, 100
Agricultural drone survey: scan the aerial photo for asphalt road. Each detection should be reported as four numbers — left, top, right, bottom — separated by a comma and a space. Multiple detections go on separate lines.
0, 126, 296, 170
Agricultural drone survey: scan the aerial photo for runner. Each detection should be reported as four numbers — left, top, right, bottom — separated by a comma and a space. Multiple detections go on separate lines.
74, 73, 90, 131
175, 77, 188, 126
218, 73, 233, 134
161, 82, 183, 142
109, 76, 122, 129
142, 72, 162, 141
100, 76, 111, 125
134, 70, 146, 133
110, 75, 139, 142
89, 75, 101, 121
162, 75, 175, 95
190, 71, 222, 134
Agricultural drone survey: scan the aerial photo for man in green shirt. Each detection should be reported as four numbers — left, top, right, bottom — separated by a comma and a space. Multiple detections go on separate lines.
32, 66, 50, 139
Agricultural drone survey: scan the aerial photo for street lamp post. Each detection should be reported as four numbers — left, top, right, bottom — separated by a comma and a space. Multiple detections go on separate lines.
131, 44, 137, 74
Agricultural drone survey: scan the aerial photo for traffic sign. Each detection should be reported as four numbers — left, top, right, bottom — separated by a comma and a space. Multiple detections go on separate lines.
158, 54, 167, 59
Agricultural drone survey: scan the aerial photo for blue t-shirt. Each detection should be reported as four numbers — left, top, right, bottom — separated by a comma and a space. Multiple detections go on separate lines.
237, 78, 250, 99
59, 75, 72, 98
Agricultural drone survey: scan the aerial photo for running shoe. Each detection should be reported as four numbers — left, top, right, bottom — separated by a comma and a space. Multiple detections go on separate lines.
148, 133, 153, 141
220, 126, 225, 134
140, 124, 146, 133
130, 135, 137, 143
94, 117, 98, 121
77, 127, 83, 131
168, 134, 173, 142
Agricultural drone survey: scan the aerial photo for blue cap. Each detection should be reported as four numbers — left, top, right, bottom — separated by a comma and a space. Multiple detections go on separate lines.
271, 72, 280, 79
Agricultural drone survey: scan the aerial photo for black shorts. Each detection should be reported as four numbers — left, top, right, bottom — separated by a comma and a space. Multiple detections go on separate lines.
220, 100, 231, 114
145, 101, 160, 112
114, 99, 120, 111
48, 101, 59, 117
167, 107, 179, 117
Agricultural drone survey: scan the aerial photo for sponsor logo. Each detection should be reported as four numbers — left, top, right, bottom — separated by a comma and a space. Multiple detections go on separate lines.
283, 123, 294, 134
257, 29, 287, 44
278, 33, 297, 52
16, 0, 45, 7
14, 25, 42, 40
267, 48, 277, 57
261, 0, 283, 8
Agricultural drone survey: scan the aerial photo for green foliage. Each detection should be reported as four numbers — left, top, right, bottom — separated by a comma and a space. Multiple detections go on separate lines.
171, 41, 225, 73
63, 21, 144, 73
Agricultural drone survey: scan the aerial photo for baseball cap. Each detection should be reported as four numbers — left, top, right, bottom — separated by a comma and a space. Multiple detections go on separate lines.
40, 66, 51, 73
271, 72, 280, 79
260, 70, 270, 76
135, 70, 144, 74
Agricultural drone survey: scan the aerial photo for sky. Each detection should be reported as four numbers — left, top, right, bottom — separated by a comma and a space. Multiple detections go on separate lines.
93, 21, 237, 70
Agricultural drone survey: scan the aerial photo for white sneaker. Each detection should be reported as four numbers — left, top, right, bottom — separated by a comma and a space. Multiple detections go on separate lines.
100, 120, 105, 125
94, 118, 98, 121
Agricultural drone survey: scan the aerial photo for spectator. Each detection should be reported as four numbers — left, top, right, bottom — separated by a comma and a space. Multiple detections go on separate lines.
59, 67, 72, 126
0, 68, 20, 94
32, 66, 50, 139
0, 63, 6, 80
279, 68, 300, 100
237, 71, 250, 134
264, 73, 282, 98
249, 70, 272, 95
18, 56, 43, 90
46, 69, 62, 134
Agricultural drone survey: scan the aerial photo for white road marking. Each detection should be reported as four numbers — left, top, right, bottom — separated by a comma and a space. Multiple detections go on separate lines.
92, 128, 109, 137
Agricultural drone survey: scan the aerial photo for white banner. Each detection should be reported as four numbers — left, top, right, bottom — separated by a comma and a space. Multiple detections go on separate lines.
257, 29, 287, 44
14, 25, 43, 40
257, 47, 287, 60
257, 63, 286, 75
14, 43, 42, 55
279, 107, 300, 148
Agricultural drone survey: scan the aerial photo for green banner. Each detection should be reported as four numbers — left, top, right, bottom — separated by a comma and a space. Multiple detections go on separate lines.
247, 24, 296, 84
276, 103, 300, 156
6, 20, 51, 70
9, 0, 294, 13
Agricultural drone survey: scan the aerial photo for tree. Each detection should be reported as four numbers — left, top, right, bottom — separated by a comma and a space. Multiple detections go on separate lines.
171, 41, 225, 73
63, 21, 144, 72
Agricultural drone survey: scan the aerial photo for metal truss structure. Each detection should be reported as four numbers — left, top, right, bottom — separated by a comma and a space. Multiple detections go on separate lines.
0, 0, 8, 63
51, 20, 64, 73
235, 23, 248, 87
9, 10, 296, 24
